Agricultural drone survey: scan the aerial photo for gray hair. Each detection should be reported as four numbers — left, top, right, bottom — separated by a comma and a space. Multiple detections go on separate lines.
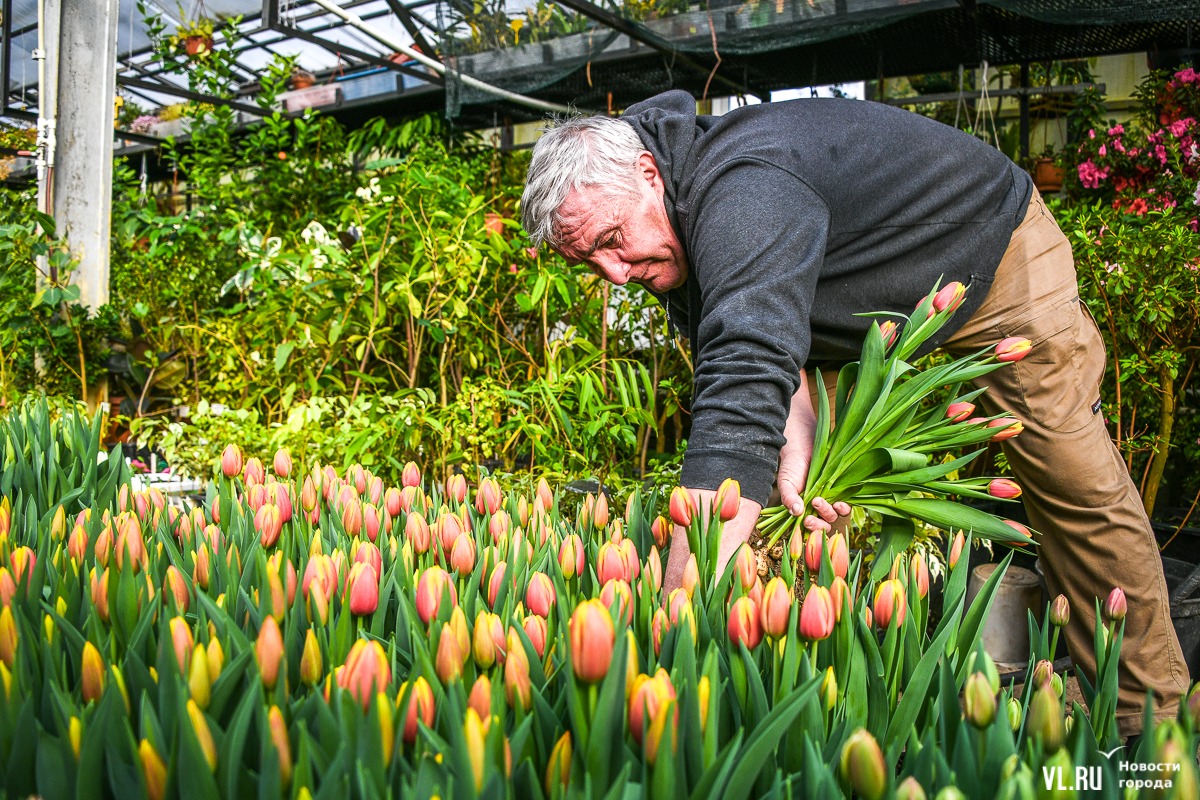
520, 114, 646, 249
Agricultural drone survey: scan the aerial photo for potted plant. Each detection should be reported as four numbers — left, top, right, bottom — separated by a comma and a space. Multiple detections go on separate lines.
291, 68, 316, 90
169, 16, 215, 59
1032, 149, 1063, 193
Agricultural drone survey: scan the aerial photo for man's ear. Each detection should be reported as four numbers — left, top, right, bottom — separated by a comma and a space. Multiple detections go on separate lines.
637, 151, 664, 194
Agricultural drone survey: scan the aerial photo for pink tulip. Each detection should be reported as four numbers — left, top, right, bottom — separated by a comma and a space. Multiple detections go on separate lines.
995, 337, 1032, 362
799, 585, 836, 641
946, 401, 975, 422
988, 479, 1022, 499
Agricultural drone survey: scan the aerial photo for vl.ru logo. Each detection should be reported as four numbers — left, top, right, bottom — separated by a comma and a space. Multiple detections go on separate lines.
1042, 766, 1104, 792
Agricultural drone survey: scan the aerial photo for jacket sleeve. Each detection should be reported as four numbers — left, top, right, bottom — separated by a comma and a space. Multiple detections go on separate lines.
680, 161, 830, 507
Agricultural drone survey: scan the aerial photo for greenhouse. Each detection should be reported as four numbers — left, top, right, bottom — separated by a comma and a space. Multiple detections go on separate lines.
2, 0, 1200, 798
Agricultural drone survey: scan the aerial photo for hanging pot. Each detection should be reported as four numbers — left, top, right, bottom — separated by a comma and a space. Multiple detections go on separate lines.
1033, 157, 1063, 193
184, 35, 214, 57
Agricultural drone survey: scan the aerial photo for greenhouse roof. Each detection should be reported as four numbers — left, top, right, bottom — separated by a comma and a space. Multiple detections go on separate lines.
3, 0, 1200, 131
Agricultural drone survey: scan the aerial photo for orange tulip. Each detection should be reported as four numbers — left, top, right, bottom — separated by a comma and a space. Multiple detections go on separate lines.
525, 572, 555, 618
668, 487, 694, 527
727, 596, 763, 650
415, 566, 456, 625
450, 534, 477, 576
468, 674, 491, 721
169, 616, 193, 674
596, 541, 628, 585
909, 554, 930, 599
948, 531, 966, 568
715, 478, 741, 522
435, 623, 463, 684
599, 579, 633, 626
346, 562, 379, 616
873, 579, 907, 630
559, 535, 585, 579
339, 639, 392, 710
220, 443, 243, 478
759, 577, 792, 638
995, 336, 1032, 362
400, 676, 435, 744
569, 599, 615, 684
799, 585, 836, 641
651, 516, 671, 549
504, 630, 532, 710
256, 616, 284, 689
164, 566, 190, 612
81, 640, 105, 703
628, 669, 676, 746
268, 706, 292, 787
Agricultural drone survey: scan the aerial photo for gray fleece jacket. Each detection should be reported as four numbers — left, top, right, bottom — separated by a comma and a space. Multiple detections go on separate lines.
622, 90, 1033, 507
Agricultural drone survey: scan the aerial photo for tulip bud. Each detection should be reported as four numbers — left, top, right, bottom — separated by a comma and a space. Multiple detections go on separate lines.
987, 418, 1024, 441
185, 699, 218, 771
0, 607, 15, 670
400, 676, 435, 745
405, 513, 431, 555
339, 639, 392, 710
820, 666, 838, 712
648, 517, 670, 550
909, 553, 930, 599
168, 616, 193, 675
448, 533, 476, 577
873, 579, 907, 630
81, 640, 105, 703
948, 531, 965, 568
987, 478, 1022, 500
473, 611, 504, 669
460, 707, 485, 791
545, 731, 572, 797
759, 577, 791, 638
525, 572, 555, 618
645, 546, 663, 594
727, 596, 763, 650
436, 623, 463, 684
140, 739, 167, 800
244, 457, 266, 487
221, 443, 243, 478
599, 578, 633, 626
839, 728, 887, 800
469, 674, 492, 722
995, 336, 1032, 362
163, 565, 190, 613
592, 492, 610, 530
446, 473, 468, 504
629, 669, 677, 746
714, 478, 741, 522
522, 615, 548, 659
1049, 594, 1070, 627
879, 320, 899, 349
188, 644, 211, 709
800, 585, 836, 641
1103, 587, 1127, 622
1027, 684, 1064, 753
946, 401, 975, 422
415, 566, 456, 625
733, 543, 756, 590
896, 776, 926, 800
504, 631, 532, 710
298, 629, 322, 685
256, 616, 284, 689
619, 539, 640, 583
569, 599, 615, 683
932, 281, 966, 312
668, 487, 694, 527
804, 530, 824, 574
1004, 696, 1022, 732
206, 637, 224, 683
962, 672, 996, 729
346, 562, 380, 617
682, 555, 700, 600
596, 541, 628, 585
262, 705, 292, 788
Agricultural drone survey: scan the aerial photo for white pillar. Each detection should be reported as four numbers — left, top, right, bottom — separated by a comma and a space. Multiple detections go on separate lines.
49, 0, 119, 313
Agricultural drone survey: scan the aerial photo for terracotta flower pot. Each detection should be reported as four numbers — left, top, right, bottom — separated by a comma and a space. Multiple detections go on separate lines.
1033, 158, 1063, 193
184, 35, 214, 57
292, 76, 314, 90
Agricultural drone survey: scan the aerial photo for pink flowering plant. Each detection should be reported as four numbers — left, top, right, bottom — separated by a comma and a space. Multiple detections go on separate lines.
1064, 68, 1200, 222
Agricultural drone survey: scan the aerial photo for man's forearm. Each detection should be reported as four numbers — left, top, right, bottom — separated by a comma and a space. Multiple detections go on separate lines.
663, 487, 763, 592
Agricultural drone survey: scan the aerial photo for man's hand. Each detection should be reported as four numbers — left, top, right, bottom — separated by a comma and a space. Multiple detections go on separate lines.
779, 371, 852, 532
663, 487, 762, 592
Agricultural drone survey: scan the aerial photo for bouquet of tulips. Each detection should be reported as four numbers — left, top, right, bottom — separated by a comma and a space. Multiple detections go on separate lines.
757, 280, 1036, 576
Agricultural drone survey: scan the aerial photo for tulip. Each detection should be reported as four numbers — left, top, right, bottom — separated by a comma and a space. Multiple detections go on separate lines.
299, 477, 319, 514
346, 562, 380, 616
828, 532, 850, 579
341, 495, 363, 538
948, 531, 965, 568
113, 520, 144, 573
366, 475, 383, 506
189, 644, 211, 710
535, 477, 554, 514
839, 729, 886, 800
487, 562, 507, 609
987, 418, 1023, 441
645, 546, 663, 594
945, 401, 975, 423
682, 555, 700, 600
1030, 658, 1054, 690
463, 707, 486, 791
169, 617, 193, 675
185, 699, 218, 771
727, 596, 763, 650
1049, 594, 1070, 627
995, 336, 1032, 362
449, 534, 476, 576
525, 572, 555, 618
874, 579, 907, 630
799, 585, 836, 641
435, 623, 463, 684
504, 631, 532, 710
570, 599, 615, 683
669, 486, 694, 527
523, 615, 548, 659
600, 579, 633, 626
759, 577, 791, 638
359, 503, 381, 543
436, 511, 464, 556
400, 676, 435, 744
804, 530, 824, 574
265, 706, 292, 787
206, 639, 223, 684
819, 666, 838, 712
302, 555, 337, 604
246, 484, 268, 514
256, 616, 284, 689
645, 698, 678, 766
406, 513, 431, 554
1103, 587, 1127, 622
397, 461, 419, 489
545, 731, 572, 796
651, 608, 669, 656
243, 457, 266, 486
827, 576, 849, 622
596, 540, 628, 585
733, 543, 757, 590
896, 777, 926, 800
932, 281, 965, 312
962, 672, 996, 729
164, 565, 190, 612
255, 504, 283, 549
988, 478, 1022, 499
415, 566, 456, 625
140, 739, 167, 800
1007, 697, 1023, 732
516, 495, 530, 527
593, 492, 610, 529
468, 675, 491, 721
221, 443, 243, 478
666, 589, 698, 644
488, 510, 510, 544
340, 639, 392, 710
909, 553, 930, 599
879, 320, 899, 348
473, 611, 505, 669
629, 669, 677, 746
300, 629, 322, 684
81, 640, 105, 703
1027, 685, 1064, 753
446, 474, 468, 504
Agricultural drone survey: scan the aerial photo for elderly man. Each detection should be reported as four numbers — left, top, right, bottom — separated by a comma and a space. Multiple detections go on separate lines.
519, 89, 1188, 736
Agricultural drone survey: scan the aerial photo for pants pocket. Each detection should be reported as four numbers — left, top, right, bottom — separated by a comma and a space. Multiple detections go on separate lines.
1003, 295, 1101, 433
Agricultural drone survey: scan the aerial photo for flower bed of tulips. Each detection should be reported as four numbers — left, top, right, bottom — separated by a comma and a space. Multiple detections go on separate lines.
0, 435, 1197, 800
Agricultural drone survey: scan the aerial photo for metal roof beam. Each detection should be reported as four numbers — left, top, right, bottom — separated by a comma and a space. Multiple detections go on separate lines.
383, 0, 439, 61
272, 23, 444, 85
116, 77, 271, 116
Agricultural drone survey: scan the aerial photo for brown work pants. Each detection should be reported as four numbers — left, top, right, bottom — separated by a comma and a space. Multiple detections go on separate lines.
806, 188, 1189, 736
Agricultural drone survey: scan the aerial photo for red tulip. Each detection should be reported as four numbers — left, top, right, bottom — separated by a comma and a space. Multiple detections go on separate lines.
799, 585, 836, 640
995, 336, 1032, 362
221, 444, 243, 478
569, 599, 615, 683
829, 576, 849, 621
596, 541, 629, 585
487, 561, 507, 609
255, 504, 283, 548
988, 478, 1022, 499
346, 562, 379, 616
362, 503, 382, 543
879, 320, 899, 348
1103, 587, 1127, 622
415, 566, 456, 625
400, 676, 434, 744
909, 554, 930, 599
1004, 520, 1032, 544
759, 577, 792, 637
727, 596, 763, 650
651, 516, 671, 549
932, 281, 966, 312
988, 418, 1024, 441
619, 539, 640, 582
715, 478, 741, 521
669, 487, 694, 527
406, 512, 431, 554
522, 615, 548, 659
874, 579, 907, 630
525, 572, 555, 618
339, 639, 392, 710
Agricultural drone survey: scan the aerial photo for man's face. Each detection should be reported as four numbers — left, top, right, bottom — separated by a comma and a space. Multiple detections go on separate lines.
552, 152, 689, 293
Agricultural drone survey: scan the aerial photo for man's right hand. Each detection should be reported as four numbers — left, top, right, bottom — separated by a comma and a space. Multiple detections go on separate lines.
779, 372, 851, 532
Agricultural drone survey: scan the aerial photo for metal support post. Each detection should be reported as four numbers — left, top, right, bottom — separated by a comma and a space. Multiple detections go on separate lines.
50, 0, 121, 313
1019, 62, 1030, 160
